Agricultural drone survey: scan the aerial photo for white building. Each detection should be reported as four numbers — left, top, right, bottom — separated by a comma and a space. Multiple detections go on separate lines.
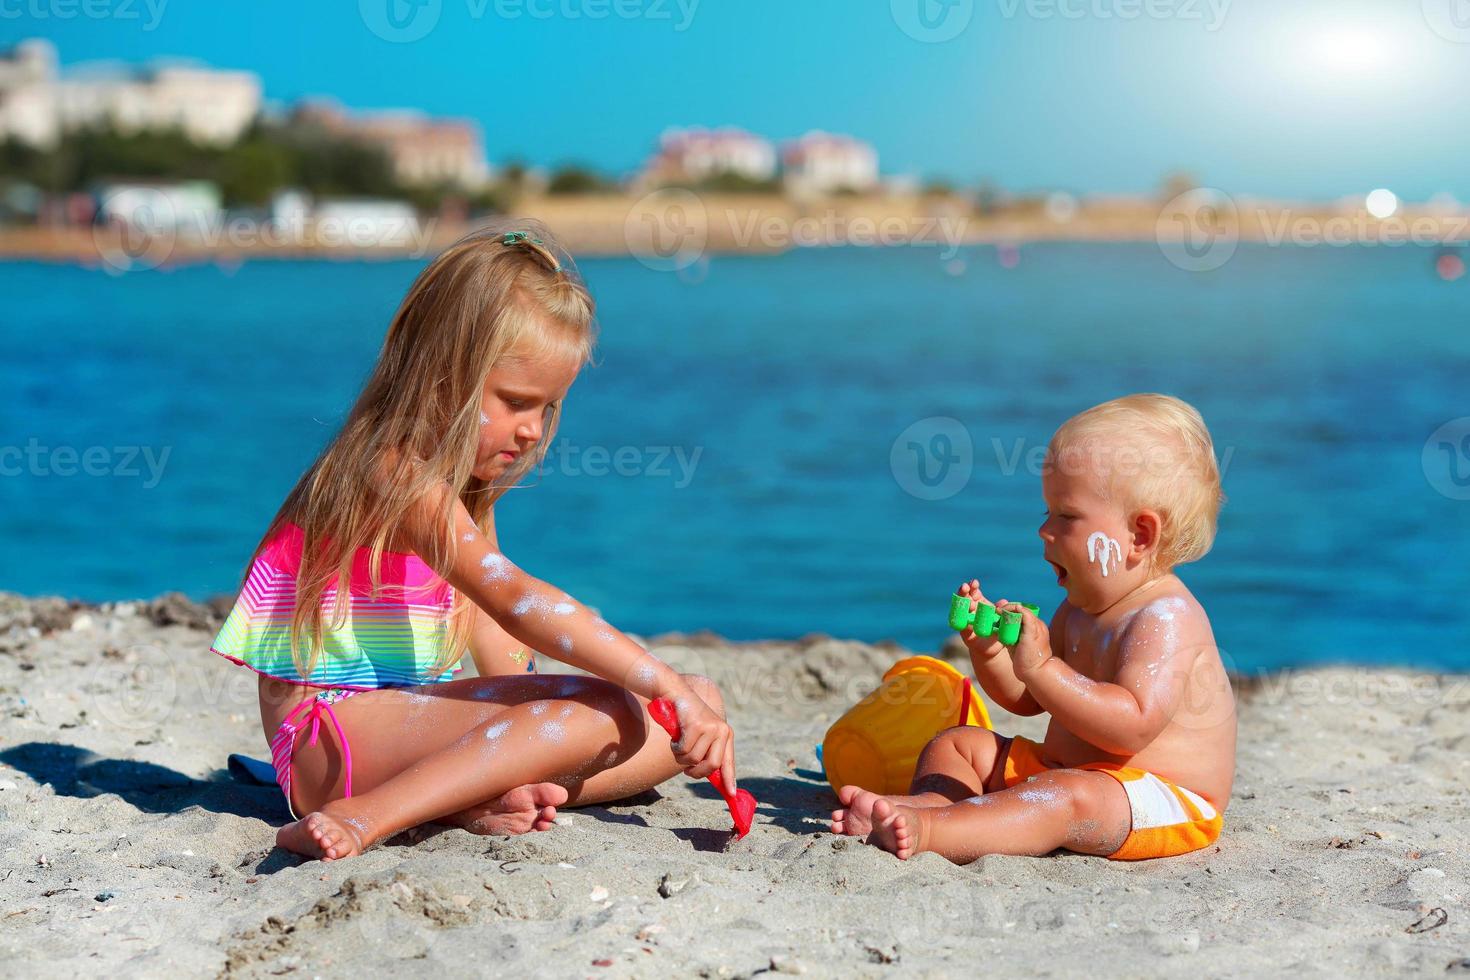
93, 180, 222, 235
311, 199, 422, 247
644, 127, 778, 185
781, 131, 879, 195
0, 39, 261, 148
292, 100, 492, 190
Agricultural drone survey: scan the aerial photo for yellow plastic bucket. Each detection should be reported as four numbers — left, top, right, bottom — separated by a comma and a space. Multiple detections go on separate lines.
822, 655, 992, 796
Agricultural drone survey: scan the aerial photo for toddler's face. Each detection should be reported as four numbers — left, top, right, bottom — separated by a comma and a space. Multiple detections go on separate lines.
473, 351, 580, 482
1038, 460, 1134, 613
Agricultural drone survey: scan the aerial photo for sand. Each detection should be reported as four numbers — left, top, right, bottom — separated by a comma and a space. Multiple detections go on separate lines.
1, 591, 1466, 978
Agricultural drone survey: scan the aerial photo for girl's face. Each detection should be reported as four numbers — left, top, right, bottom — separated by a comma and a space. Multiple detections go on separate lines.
473, 350, 581, 482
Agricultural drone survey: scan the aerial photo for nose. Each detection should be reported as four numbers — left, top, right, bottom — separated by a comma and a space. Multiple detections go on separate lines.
1037, 519, 1052, 542
516, 412, 543, 445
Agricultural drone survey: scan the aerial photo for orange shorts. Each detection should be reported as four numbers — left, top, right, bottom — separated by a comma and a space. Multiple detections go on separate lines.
1002, 736, 1223, 861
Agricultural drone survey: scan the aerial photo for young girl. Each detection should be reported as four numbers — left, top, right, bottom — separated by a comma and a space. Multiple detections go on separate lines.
210, 222, 735, 861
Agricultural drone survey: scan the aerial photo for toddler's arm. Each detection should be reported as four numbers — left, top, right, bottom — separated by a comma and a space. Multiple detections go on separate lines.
1006, 603, 1198, 755
956, 580, 1042, 716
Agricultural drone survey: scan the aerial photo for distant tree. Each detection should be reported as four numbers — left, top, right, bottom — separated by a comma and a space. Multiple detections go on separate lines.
975, 180, 997, 215
1161, 171, 1197, 201
695, 170, 781, 194
546, 165, 611, 195
217, 138, 294, 206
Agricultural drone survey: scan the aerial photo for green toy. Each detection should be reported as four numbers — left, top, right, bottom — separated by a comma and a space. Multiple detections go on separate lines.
948, 594, 1040, 646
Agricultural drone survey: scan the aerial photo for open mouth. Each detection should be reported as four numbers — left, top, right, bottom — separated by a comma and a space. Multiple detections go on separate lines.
1047, 560, 1068, 585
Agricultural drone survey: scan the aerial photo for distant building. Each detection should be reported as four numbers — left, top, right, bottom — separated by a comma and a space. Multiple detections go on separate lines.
93, 180, 223, 234
643, 127, 777, 186
781, 131, 879, 195
311, 198, 421, 245
0, 39, 260, 148
292, 99, 491, 190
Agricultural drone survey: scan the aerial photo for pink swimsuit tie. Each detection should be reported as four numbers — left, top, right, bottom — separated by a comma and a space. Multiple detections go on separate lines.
275, 691, 356, 807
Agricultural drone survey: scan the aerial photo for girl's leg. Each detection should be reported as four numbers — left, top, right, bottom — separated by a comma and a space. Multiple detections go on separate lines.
277, 672, 717, 859
866, 768, 1131, 863
832, 726, 1011, 837
442, 673, 725, 828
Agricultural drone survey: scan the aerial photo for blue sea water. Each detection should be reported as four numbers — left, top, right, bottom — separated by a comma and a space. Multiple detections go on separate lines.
3, 243, 1468, 671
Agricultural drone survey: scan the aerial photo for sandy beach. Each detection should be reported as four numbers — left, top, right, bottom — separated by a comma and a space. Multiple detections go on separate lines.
1, 591, 1466, 978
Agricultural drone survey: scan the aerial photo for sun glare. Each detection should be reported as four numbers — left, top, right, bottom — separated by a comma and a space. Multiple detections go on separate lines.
1306, 27, 1397, 74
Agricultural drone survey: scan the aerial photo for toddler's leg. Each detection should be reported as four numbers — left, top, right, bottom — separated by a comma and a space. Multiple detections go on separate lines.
867, 769, 1131, 863
832, 726, 1009, 837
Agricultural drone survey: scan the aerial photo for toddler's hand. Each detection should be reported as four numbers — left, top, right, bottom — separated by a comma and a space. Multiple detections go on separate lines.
670, 694, 737, 792
957, 579, 1008, 660
1006, 602, 1053, 680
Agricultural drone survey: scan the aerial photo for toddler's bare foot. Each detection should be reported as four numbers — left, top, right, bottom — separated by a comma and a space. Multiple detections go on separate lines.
831, 785, 887, 836
867, 799, 930, 860
276, 809, 366, 861
832, 786, 951, 836
443, 782, 569, 835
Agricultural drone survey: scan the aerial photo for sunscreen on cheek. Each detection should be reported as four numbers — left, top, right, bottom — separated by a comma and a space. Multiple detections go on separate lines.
1087, 531, 1124, 578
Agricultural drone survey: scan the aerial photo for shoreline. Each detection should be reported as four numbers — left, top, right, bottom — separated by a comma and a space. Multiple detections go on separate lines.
4, 194, 1467, 267
2, 589, 1466, 975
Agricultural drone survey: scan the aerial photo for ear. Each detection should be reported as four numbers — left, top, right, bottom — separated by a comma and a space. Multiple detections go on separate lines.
1130, 509, 1162, 562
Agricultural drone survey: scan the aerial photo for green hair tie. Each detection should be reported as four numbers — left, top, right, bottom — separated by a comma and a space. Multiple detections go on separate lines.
501, 230, 561, 271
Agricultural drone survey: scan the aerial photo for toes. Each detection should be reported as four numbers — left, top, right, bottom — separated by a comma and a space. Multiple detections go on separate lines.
837, 785, 860, 806
539, 783, 570, 808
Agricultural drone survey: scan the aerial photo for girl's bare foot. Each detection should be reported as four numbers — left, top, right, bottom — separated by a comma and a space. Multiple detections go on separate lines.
831, 785, 884, 836
276, 810, 366, 861
441, 782, 569, 835
867, 798, 929, 860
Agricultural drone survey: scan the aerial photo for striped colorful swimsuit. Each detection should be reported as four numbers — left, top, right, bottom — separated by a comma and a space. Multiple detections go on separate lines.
210, 523, 462, 818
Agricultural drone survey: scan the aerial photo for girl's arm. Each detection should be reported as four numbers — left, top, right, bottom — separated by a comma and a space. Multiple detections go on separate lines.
462, 515, 537, 676
409, 488, 736, 789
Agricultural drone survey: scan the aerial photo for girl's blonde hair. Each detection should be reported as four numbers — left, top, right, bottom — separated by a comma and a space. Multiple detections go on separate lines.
1047, 393, 1225, 572
249, 220, 596, 680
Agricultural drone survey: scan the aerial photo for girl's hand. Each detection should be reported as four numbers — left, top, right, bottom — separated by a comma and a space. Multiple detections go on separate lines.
670, 693, 737, 791
1006, 602, 1053, 680
957, 579, 1008, 661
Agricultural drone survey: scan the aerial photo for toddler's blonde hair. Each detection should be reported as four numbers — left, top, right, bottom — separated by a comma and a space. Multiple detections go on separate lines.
248, 219, 596, 681
1047, 393, 1224, 571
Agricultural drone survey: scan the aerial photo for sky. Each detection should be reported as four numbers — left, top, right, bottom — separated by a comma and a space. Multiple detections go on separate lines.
5, 0, 1468, 201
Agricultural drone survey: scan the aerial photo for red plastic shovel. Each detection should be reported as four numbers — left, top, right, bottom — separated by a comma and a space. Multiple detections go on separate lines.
648, 697, 756, 839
